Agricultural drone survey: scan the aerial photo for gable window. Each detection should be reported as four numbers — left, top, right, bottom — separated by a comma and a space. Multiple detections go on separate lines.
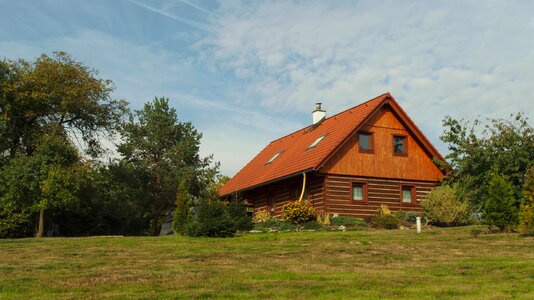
307, 134, 327, 150
393, 135, 407, 155
266, 151, 283, 164
351, 182, 368, 202
359, 132, 373, 153
401, 185, 415, 205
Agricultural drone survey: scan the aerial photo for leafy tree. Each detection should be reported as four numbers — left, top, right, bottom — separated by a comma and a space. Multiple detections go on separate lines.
0, 131, 85, 237
441, 113, 534, 210
518, 167, 534, 234
483, 172, 518, 232
173, 179, 191, 235
118, 97, 216, 235
0, 52, 128, 237
50, 162, 150, 236
0, 52, 128, 159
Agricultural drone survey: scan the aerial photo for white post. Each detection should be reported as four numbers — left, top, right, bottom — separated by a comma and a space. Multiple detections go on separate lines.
416, 216, 421, 234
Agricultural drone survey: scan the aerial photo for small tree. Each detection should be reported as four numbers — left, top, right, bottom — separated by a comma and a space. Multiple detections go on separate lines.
519, 167, 534, 234
483, 172, 518, 232
173, 180, 191, 235
421, 185, 471, 227
185, 197, 236, 237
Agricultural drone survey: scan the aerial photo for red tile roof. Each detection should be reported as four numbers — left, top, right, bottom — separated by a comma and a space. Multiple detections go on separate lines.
219, 93, 444, 196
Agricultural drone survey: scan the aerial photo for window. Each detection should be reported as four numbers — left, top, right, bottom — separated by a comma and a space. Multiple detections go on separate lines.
351, 182, 367, 202
393, 135, 407, 155
307, 134, 327, 149
359, 132, 373, 152
266, 151, 283, 164
401, 186, 415, 205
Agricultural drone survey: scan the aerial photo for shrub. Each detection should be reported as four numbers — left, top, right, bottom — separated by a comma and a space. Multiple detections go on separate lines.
173, 181, 190, 235
253, 217, 295, 232
252, 209, 270, 223
380, 214, 401, 229
185, 199, 236, 237
518, 167, 534, 234
282, 201, 317, 225
368, 205, 400, 229
299, 221, 323, 231
421, 185, 470, 227
227, 201, 253, 231
330, 216, 368, 228
483, 172, 518, 232
316, 209, 330, 225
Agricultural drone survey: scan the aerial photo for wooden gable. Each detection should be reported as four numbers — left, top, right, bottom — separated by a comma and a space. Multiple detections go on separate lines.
320, 104, 444, 181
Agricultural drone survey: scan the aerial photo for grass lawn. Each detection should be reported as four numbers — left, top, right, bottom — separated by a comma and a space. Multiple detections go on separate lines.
0, 226, 533, 299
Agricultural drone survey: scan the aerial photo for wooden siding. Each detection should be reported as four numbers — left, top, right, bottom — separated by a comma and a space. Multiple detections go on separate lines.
324, 174, 438, 218
246, 173, 325, 218
321, 105, 444, 181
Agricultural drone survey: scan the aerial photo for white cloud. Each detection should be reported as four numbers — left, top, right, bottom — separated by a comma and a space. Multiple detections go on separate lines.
202, 0, 534, 157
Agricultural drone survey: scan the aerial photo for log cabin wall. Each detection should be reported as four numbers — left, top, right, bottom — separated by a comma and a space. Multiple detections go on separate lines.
245, 173, 325, 218
321, 105, 444, 181
324, 174, 438, 218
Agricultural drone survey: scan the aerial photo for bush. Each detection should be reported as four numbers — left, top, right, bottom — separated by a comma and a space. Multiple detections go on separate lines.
519, 167, 534, 234
173, 181, 190, 235
380, 214, 401, 229
421, 185, 470, 227
368, 205, 400, 229
252, 209, 270, 223
282, 201, 317, 225
483, 172, 519, 232
330, 216, 368, 228
227, 201, 253, 231
185, 199, 236, 237
299, 221, 323, 231
253, 217, 295, 232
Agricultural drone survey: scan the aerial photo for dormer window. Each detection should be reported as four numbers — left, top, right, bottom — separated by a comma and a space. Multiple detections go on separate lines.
266, 151, 283, 164
307, 134, 327, 150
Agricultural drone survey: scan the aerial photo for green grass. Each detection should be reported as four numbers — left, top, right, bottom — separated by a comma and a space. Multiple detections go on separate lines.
1, 226, 533, 299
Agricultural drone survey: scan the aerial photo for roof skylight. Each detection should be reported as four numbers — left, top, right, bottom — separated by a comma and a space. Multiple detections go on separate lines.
266, 151, 283, 164
307, 134, 327, 150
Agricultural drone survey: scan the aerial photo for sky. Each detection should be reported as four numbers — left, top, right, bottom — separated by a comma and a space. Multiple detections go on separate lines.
1, 0, 533, 176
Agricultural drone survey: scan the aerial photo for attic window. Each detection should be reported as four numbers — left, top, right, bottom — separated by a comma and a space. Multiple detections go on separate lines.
266, 151, 283, 164
307, 134, 327, 150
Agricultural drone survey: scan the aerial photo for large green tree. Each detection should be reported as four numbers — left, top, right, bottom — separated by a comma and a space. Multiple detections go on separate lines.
0, 52, 128, 236
118, 97, 216, 235
0, 52, 128, 159
0, 131, 85, 237
441, 113, 534, 210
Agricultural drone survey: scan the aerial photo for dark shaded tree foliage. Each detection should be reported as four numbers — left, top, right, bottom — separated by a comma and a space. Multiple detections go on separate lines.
118, 97, 217, 236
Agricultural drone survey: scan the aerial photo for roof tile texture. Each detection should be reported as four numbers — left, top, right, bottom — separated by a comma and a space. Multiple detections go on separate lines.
219, 94, 389, 196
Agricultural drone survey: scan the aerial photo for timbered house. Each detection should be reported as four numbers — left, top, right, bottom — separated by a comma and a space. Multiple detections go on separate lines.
219, 93, 446, 219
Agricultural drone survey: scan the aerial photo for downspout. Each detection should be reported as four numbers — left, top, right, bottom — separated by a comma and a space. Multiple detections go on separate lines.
298, 172, 307, 202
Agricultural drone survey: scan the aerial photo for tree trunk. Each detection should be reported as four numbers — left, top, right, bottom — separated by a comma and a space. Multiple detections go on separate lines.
36, 208, 45, 238
151, 216, 159, 236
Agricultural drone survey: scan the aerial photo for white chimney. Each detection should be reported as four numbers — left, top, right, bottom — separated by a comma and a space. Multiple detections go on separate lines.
312, 102, 326, 125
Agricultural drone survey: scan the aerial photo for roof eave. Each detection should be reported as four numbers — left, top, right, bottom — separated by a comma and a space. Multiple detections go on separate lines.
219, 167, 315, 197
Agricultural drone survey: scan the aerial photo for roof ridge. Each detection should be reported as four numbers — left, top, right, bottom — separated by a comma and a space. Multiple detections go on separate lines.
267, 92, 391, 144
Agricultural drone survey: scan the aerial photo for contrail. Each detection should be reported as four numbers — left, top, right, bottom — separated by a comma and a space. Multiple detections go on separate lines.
127, 0, 214, 32
178, 0, 220, 18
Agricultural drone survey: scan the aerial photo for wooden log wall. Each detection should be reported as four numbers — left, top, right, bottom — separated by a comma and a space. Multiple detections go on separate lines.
248, 173, 325, 218
324, 174, 438, 219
